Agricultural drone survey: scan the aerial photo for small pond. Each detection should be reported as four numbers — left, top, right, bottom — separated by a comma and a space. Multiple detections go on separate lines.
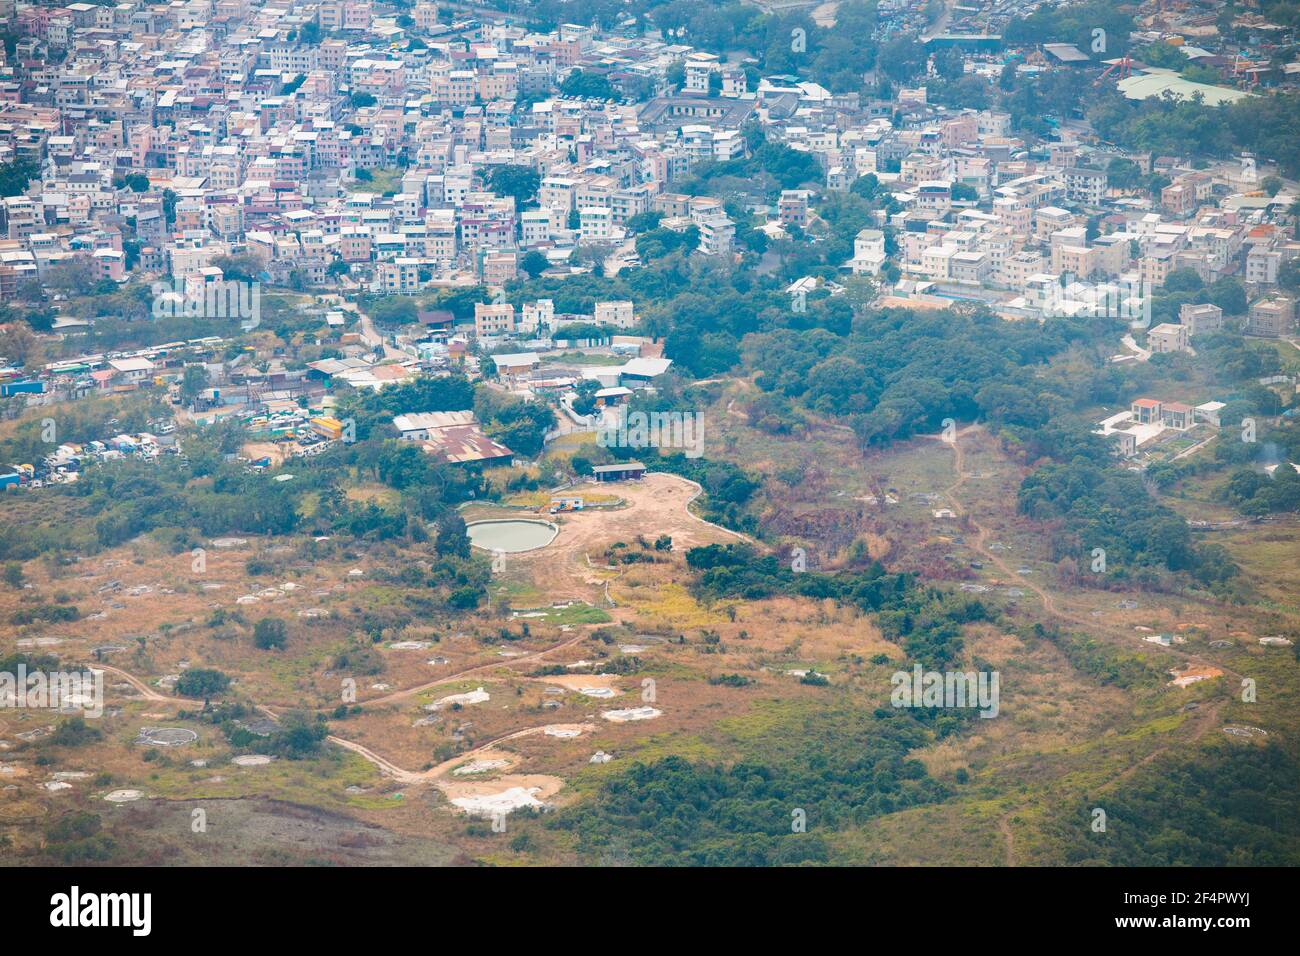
466, 519, 559, 553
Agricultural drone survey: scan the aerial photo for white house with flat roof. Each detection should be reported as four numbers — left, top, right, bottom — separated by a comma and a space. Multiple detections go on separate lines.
848, 228, 886, 275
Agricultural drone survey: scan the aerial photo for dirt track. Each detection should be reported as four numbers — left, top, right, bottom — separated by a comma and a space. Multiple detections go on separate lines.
94, 474, 736, 787
97, 664, 176, 704
930, 426, 1240, 865
504, 472, 751, 605
929, 425, 1062, 617
931, 426, 1241, 680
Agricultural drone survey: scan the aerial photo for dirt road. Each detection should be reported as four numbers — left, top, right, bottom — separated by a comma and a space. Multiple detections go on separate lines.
97, 664, 178, 704
86, 474, 741, 786
501, 472, 753, 605
357, 632, 590, 710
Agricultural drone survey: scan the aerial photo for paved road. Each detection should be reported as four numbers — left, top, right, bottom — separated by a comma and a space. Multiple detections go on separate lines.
332, 298, 405, 360
921, 0, 957, 40
1120, 333, 1151, 362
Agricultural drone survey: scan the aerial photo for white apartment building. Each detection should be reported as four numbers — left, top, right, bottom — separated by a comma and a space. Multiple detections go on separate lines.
520, 299, 554, 334
694, 210, 735, 256
1247, 246, 1280, 285
579, 206, 615, 243
595, 300, 635, 329
849, 228, 886, 276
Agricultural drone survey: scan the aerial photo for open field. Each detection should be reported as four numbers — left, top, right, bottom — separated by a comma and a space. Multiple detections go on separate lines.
468, 472, 749, 608
4, 414, 1299, 866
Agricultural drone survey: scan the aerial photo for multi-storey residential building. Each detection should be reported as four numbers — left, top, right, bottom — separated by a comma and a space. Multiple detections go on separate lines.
519, 299, 554, 335
594, 301, 635, 329
1062, 166, 1106, 207
1247, 246, 1281, 285
850, 228, 886, 276
779, 190, 812, 228
377, 258, 421, 294
694, 209, 735, 257
1148, 322, 1190, 353
579, 206, 614, 243
1246, 297, 1295, 337
1180, 302, 1224, 335
475, 302, 516, 337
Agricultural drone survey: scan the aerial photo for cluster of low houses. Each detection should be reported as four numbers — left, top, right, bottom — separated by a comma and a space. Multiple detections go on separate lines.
384, 345, 672, 468
225, 405, 514, 468
2, 294, 675, 483
1096, 396, 1226, 458
1142, 299, 1297, 358
243, 336, 673, 471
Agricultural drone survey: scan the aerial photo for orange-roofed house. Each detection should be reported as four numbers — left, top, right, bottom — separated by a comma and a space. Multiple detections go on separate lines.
1131, 398, 1162, 424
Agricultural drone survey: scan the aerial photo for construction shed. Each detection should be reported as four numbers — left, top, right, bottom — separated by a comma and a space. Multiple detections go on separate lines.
591, 462, 647, 482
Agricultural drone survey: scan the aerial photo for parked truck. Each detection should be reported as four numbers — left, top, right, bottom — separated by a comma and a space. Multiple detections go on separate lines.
0, 380, 44, 398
